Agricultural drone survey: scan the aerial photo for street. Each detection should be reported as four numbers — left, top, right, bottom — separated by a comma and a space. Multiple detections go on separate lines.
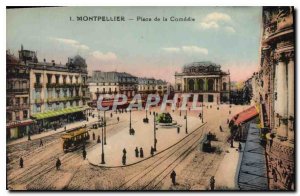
7, 103, 248, 190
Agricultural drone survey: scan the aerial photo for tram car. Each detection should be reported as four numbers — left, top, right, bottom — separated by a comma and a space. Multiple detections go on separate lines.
61, 126, 90, 152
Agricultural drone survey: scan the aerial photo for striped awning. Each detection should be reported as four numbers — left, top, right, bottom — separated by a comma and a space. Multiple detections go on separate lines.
31, 106, 90, 120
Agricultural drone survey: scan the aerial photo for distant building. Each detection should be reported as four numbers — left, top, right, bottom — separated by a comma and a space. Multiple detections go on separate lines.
137, 77, 169, 97
175, 61, 230, 103
88, 70, 138, 103
6, 51, 33, 139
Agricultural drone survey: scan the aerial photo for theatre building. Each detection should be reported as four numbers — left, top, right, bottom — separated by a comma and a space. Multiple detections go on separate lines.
174, 61, 230, 103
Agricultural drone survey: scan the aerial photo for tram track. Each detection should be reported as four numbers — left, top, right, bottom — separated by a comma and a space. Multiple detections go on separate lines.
8, 140, 98, 189
118, 122, 209, 190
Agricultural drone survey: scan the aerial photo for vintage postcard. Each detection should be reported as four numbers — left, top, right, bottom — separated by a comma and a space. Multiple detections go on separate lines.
6, 6, 295, 191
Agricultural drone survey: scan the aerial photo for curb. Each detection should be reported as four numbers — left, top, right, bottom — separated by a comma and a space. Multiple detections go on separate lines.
88, 122, 207, 168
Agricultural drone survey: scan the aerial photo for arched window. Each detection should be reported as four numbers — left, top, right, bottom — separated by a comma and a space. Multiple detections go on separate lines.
208, 79, 214, 91
198, 79, 204, 91
223, 82, 227, 91
188, 79, 194, 91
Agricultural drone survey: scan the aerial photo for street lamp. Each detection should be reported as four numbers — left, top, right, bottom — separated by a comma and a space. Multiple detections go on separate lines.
129, 109, 132, 131
185, 109, 188, 134
154, 115, 157, 151
202, 102, 204, 123
104, 110, 107, 145
101, 125, 105, 164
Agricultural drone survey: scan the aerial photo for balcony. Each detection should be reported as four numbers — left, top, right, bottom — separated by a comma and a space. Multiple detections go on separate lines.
6, 103, 30, 110
7, 88, 29, 93
35, 98, 44, 104
34, 83, 43, 89
47, 96, 82, 103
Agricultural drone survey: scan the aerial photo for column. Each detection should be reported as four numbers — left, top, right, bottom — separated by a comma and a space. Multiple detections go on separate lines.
287, 52, 294, 143
204, 78, 207, 91
194, 78, 197, 92
276, 53, 288, 141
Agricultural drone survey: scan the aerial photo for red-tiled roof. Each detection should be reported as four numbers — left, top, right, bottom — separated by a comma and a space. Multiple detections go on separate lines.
232, 106, 259, 126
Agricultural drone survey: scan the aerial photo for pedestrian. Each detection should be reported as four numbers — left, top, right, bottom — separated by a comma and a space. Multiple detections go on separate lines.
122, 154, 126, 165
39, 139, 44, 147
56, 158, 61, 170
123, 148, 127, 155
83, 149, 87, 160
170, 170, 176, 185
110, 113, 113, 118
97, 135, 101, 143
135, 147, 139, 157
64, 126, 66, 131
219, 126, 223, 132
19, 157, 24, 168
227, 119, 229, 124
199, 113, 202, 119
140, 147, 144, 158
177, 127, 180, 134
210, 176, 215, 190
117, 117, 120, 122
92, 132, 95, 140
238, 142, 242, 151
231, 138, 234, 148
150, 146, 155, 156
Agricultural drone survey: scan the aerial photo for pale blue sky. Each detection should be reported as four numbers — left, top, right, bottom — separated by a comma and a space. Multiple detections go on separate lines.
7, 7, 262, 82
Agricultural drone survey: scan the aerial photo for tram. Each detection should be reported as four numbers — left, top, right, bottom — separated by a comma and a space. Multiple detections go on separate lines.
61, 126, 90, 152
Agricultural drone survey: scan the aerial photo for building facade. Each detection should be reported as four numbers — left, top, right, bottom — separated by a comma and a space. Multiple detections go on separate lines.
88, 71, 138, 103
6, 51, 33, 139
17, 46, 90, 133
138, 77, 169, 97
175, 61, 230, 103
254, 7, 295, 190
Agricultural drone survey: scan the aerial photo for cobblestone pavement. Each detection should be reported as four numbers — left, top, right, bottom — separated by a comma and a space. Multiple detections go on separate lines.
7, 104, 249, 190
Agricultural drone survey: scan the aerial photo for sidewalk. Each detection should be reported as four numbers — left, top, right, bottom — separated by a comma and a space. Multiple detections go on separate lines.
214, 141, 245, 190
87, 110, 204, 167
7, 110, 100, 146
237, 123, 268, 190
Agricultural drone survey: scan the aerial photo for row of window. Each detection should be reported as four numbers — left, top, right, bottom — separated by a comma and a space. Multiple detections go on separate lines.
7, 110, 29, 122
35, 73, 86, 84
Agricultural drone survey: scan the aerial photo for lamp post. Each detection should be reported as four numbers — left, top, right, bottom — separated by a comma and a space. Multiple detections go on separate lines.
202, 102, 204, 123
129, 109, 132, 131
101, 125, 105, 164
185, 109, 188, 134
154, 115, 157, 151
104, 110, 107, 145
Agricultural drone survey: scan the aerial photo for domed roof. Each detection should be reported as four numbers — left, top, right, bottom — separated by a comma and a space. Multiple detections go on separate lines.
182, 61, 221, 74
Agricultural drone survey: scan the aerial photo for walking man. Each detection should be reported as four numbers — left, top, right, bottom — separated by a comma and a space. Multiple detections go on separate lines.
170, 170, 176, 185
135, 147, 139, 158
238, 142, 242, 152
140, 147, 144, 158
19, 157, 24, 168
123, 148, 127, 155
219, 125, 223, 132
117, 117, 120, 122
83, 149, 87, 160
210, 176, 215, 190
231, 138, 234, 148
122, 154, 126, 165
92, 132, 95, 140
39, 139, 44, 147
56, 158, 61, 170
97, 135, 101, 143
150, 146, 155, 156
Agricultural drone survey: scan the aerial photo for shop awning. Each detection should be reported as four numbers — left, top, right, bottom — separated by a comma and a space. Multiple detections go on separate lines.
6, 119, 34, 129
232, 106, 259, 126
31, 106, 90, 120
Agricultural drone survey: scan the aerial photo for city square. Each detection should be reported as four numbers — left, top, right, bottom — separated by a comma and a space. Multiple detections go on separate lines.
6, 6, 295, 191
